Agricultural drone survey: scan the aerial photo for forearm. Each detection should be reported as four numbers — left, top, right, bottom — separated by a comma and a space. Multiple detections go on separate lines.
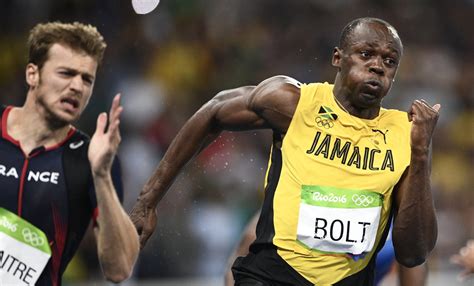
139, 80, 296, 207
140, 103, 221, 206
393, 151, 437, 267
94, 173, 139, 282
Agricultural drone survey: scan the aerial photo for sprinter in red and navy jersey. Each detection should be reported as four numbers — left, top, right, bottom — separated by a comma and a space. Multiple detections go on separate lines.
0, 22, 139, 285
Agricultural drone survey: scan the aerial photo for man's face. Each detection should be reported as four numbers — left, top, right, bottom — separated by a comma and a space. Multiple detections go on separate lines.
28, 43, 98, 126
333, 22, 402, 109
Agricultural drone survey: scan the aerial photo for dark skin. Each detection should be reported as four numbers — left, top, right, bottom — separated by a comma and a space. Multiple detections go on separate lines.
130, 21, 439, 269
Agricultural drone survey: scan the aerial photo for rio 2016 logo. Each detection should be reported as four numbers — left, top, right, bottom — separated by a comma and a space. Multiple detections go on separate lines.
0, 216, 17, 232
312, 191, 347, 203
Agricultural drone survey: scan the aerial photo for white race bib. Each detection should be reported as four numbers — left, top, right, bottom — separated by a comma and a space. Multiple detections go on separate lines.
296, 185, 383, 255
0, 208, 51, 285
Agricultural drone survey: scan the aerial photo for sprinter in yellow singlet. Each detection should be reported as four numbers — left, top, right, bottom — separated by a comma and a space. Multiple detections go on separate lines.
131, 17, 440, 286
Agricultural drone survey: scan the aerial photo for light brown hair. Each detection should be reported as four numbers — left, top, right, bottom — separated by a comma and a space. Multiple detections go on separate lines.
28, 21, 107, 69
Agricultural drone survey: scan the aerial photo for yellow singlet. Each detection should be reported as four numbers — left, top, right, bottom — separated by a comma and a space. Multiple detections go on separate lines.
260, 82, 411, 285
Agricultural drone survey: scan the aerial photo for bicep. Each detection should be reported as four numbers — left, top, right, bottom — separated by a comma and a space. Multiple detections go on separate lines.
212, 86, 269, 131
212, 76, 300, 133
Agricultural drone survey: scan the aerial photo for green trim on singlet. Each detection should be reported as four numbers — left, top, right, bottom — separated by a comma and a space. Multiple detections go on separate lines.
301, 185, 383, 209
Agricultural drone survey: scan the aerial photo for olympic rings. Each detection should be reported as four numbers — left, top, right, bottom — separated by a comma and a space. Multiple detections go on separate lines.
22, 228, 45, 247
316, 116, 334, 129
351, 194, 374, 207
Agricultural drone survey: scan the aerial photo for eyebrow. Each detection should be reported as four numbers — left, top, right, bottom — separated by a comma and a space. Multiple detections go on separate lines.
58, 67, 95, 82
355, 42, 401, 56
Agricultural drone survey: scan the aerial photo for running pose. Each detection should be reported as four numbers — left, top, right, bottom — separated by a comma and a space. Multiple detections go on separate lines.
131, 17, 439, 285
225, 211, 427, 285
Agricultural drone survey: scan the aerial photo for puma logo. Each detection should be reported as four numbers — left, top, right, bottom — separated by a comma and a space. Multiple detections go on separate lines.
372, 129, 388, 144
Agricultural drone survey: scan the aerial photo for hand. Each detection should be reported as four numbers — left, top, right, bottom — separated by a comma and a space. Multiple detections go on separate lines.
130, 195, 158, 249
451, 240, 474, 281
408, 100, 440, 154
88, 94, 123, 176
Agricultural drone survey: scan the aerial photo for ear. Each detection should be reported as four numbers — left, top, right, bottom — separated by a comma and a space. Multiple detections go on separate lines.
26, 63, 39, 89
332, 47, 342, 68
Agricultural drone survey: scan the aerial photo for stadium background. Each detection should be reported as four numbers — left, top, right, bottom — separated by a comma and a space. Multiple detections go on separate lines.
0, 0, 472, 285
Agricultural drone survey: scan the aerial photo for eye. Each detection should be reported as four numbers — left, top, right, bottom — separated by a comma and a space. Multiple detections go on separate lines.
59, 70, 74, 77
384, 58, 398, 67
360, 51, 370, 58
82, 76, 93, 85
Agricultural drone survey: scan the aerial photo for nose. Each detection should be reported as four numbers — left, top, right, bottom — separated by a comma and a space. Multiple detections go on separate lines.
69, 75, 84, 93
368, 56, 384, 76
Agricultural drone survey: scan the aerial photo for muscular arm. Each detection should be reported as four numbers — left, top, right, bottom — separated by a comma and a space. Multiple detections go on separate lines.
392, 100, 440, 267
93, 173, 139, 283
131, 75, 301, 248
89, 95, 139, 282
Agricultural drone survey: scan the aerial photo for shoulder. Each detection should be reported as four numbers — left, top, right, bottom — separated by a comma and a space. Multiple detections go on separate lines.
254, 75, 301, 95
212, 76, 301, 103
380, 108, 411, 132
70, 128, 91, 141
380, 108, 410, 122
66, 128, 90, 149
63, 128, 91, 165
250, 75, 302, 110
299, 82, 331, 95
0, 105, 10, 125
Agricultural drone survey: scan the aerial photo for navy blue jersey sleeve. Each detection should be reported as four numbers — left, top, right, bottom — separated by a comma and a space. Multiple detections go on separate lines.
110, 157, 124, 203
88, 156, 124, 221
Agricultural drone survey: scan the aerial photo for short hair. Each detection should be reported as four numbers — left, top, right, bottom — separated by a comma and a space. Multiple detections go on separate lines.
339, 17, 402, 50
27, 21, 107, 69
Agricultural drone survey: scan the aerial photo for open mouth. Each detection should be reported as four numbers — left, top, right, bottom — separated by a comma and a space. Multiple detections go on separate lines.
60, 97, 79, 111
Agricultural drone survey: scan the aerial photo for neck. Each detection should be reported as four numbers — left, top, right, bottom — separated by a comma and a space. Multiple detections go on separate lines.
7, 97, 71, 154
333, 74, 380, 119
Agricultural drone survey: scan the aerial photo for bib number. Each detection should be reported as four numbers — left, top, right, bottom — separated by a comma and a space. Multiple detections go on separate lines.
0, 208, 51, 285
296, 186, 383, 255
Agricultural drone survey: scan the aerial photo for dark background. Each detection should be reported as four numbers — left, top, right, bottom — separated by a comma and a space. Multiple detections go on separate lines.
0, 0, 472, 283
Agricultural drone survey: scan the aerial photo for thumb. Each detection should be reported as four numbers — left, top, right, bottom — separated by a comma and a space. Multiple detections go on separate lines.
140, 232, 150, 250
95, 112, 108, 135
433, 104, 441, 112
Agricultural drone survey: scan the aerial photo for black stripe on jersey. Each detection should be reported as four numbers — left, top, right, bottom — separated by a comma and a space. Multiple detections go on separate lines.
250, 133, 283, 252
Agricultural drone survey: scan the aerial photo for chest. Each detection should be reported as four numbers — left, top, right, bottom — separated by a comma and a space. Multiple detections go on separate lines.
282, 111, 410, 192
0, 140, 68, 231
